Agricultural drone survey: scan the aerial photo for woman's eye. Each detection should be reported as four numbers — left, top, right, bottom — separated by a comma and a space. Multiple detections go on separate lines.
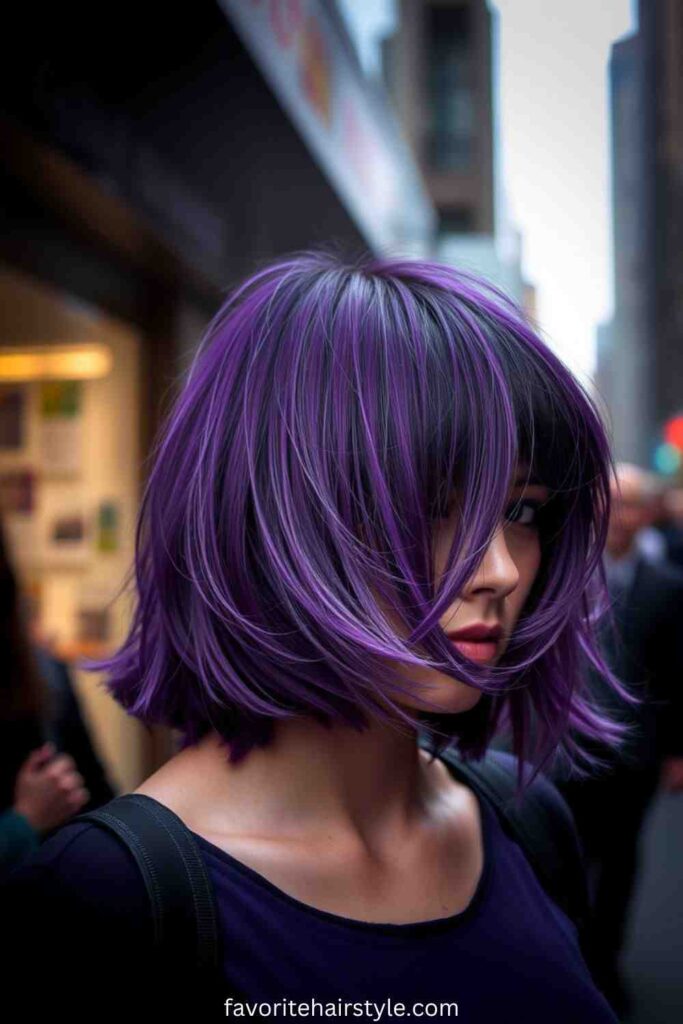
437, 495, 547, 527
505, 500, 542, 528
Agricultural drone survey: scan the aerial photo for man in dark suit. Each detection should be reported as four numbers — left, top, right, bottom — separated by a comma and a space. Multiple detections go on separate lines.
553, 463, 683, 1017
653, 486, 683, 572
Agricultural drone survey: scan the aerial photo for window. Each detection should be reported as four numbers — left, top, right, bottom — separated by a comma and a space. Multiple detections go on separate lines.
427, 5, 474, 170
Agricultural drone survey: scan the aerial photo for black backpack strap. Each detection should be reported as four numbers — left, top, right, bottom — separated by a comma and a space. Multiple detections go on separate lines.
72, 752, 596, 998
421, 740, 596, 976
73, 793, 220, 975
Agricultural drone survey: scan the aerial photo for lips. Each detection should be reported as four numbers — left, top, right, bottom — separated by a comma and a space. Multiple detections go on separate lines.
447, 623, 503, 642
447, 623, 502, 664
449, 639, 498, 663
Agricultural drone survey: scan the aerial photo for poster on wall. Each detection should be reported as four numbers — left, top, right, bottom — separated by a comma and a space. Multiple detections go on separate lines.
0, 386, 28, 450
39, 380, 84, 476
41, 492, 89, 568
0, 469, 35, 514
0, 469, 39, 568
96, 499, 120, 552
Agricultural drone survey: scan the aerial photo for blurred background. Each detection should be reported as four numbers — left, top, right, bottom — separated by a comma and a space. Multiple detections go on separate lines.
0, 1, 681, 1019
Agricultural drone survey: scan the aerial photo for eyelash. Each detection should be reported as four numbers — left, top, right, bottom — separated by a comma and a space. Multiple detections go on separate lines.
504, 499, 544, 529
439, 498, 547, 527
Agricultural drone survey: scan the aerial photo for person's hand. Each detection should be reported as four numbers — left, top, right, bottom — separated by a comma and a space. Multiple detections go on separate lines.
659, 756, 683, 793
12, 743, 90, 833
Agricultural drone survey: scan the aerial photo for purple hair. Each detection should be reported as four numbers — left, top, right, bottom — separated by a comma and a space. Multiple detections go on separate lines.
82, 249, 638, 791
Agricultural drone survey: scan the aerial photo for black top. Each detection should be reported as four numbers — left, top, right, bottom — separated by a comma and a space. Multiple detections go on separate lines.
2, 754, 618, 1022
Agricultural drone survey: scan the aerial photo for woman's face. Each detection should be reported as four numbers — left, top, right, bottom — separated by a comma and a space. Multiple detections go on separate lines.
389, 464, 550, 715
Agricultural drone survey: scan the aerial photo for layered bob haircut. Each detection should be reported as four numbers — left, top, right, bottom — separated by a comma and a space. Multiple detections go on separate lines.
85, 250, 636, 789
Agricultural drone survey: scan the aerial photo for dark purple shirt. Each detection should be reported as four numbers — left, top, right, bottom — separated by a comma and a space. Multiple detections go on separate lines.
2, 775, 618, 1022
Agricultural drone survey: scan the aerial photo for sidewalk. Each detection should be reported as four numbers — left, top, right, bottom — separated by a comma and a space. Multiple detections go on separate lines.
622, 790, 683, 1022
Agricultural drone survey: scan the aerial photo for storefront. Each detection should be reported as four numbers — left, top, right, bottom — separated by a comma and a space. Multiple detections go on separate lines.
0, 267, 145, 790
1, 0, 435, 792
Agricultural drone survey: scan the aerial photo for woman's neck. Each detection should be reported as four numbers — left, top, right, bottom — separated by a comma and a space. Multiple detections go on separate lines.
165, 717, 447, 851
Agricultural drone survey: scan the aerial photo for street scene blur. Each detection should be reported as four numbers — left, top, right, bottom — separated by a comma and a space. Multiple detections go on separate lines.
1, 2, 681, 1021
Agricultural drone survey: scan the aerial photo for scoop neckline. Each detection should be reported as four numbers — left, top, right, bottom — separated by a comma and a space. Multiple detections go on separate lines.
189, 765, 495, 936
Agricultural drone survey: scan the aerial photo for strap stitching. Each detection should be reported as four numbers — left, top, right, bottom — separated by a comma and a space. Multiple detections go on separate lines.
81, 808, 165, 946
125, 795, 220, 966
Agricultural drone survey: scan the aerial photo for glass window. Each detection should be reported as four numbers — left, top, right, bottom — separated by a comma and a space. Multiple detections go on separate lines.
427, 5, 474, 170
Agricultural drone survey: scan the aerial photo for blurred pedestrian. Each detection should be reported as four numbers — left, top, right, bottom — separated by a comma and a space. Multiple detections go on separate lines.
0, 742, 88, 873
633, 472, 668, 565
0, 516, 116, 876
653, 485, 683, 571
553, 461, 683, 1017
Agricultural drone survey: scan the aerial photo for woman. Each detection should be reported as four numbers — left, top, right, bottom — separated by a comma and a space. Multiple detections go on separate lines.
3, 252, 632, 1020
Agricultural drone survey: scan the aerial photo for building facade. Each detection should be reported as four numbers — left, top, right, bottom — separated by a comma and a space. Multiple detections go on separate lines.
386, 0, 495, 236
598, 0, 683, 467
598, 31, 652, 464
383, 0, 534, 307
0, 0, 435, 787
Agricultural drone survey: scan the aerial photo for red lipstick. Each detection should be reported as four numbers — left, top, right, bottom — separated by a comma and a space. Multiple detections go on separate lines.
447, 623, 502, 664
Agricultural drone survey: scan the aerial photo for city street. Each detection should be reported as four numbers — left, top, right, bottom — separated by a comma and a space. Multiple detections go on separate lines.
625, 791, 683, 1022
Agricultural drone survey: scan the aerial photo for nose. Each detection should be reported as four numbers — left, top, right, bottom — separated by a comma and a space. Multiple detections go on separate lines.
460, 524, 520, 600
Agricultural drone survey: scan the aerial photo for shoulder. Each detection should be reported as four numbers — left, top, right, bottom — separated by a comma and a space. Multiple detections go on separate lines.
2, 818, 155, 1010
4, 817, 148, 900
479, 747, 566, 801
471, 749, 591, 927
2, 814, 152, 923
437, 743, 579, 841
476, 748, 581, 849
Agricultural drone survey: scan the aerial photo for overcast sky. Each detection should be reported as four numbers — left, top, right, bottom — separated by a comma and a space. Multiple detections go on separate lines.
492, 0, 633, 383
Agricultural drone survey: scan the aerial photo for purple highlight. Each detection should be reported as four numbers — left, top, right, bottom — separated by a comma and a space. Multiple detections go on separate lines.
81, 249, 638, 794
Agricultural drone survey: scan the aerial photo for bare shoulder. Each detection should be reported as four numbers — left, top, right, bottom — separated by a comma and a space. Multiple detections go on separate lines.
130, 737, 254, 844
130, 742, 486, 924
132, 745, 205, 821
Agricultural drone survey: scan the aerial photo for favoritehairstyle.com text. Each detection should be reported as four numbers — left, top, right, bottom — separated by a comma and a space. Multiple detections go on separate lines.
224, 998, 459, 1018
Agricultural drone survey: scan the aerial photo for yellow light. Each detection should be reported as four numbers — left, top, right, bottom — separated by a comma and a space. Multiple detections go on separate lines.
0, 345, 113, 381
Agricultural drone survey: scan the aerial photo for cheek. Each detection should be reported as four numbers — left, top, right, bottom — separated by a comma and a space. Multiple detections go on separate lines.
432, 523, 455, 584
